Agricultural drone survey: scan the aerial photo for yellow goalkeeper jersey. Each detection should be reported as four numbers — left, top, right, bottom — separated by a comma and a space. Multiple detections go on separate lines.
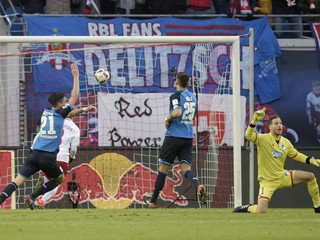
245, 126, 307, 181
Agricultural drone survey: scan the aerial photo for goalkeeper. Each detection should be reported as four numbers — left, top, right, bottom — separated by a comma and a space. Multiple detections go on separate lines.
233, 108, 320, 213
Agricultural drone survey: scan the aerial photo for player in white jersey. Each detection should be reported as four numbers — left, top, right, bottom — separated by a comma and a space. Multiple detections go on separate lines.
306, 80, 320, 143
33, 118, 80, 208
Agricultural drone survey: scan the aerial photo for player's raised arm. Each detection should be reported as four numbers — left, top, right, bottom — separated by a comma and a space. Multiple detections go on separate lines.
67, 105, 97, 118
68, 64, 80, 107
245, 107, 266, 142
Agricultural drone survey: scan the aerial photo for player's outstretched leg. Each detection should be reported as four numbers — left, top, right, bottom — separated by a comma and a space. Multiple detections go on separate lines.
233, 204, 252, 213
197, 185, 208, 205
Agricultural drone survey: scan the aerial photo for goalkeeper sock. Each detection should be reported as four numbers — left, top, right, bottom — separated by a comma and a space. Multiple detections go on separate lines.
184, 170, 200, 191
248, 205, 257, 213
31, 180, 60, 199
150, 171, 167, 203
0, 182, 18, 204
42, 186, 58, 203
307, 177, 320, 206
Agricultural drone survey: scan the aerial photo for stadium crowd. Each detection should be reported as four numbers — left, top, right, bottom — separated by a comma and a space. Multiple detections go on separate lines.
1, 0, 319, 39
3, 0, 318, 17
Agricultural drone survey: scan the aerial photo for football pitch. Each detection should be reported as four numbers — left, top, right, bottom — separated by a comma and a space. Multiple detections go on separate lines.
0, 208, 319, 240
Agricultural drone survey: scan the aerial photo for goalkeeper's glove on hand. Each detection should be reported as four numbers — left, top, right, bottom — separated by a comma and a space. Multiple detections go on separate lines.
251, 107, 266, 125
310, 158, 320, 167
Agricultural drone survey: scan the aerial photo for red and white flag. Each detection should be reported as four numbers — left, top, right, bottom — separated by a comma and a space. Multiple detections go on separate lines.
311, 22, 320, 67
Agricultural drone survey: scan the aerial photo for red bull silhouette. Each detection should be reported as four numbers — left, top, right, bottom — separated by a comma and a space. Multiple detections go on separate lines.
113, 163, 186, 206
51, 163, 109, 204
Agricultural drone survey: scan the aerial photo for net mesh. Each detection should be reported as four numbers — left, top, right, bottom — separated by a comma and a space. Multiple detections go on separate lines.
0, 40, 242, 209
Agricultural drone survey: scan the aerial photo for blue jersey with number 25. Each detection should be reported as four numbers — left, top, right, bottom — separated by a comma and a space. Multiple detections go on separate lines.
33, 104, 72, 152
165, 90, 197, 139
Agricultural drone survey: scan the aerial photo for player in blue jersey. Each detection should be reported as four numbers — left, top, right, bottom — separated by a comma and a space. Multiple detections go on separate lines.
144, 72, 207, 208
0, 63, 80, 209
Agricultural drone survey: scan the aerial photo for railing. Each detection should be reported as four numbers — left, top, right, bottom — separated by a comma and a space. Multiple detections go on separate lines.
0, 5, 318, 41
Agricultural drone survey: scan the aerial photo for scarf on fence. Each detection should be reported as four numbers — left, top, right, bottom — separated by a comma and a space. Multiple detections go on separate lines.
310, 0, 315, 9
230, 0, 252, 14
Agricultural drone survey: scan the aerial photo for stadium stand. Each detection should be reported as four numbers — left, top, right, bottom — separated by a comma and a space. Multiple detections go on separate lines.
0, 0, 317, 39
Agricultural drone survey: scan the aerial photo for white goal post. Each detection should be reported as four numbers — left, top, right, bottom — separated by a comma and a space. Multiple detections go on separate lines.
0, 35, 242, 209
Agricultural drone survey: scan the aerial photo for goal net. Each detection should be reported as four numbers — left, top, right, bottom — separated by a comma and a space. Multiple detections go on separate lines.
0, 36, 244, 209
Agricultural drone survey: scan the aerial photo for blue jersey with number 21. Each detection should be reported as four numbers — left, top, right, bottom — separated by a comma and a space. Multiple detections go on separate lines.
165, 90, 197, 139
33, 104, 72, 152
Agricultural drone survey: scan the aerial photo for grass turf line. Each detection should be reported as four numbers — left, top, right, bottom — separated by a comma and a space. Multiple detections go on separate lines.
0, 208, 319, 240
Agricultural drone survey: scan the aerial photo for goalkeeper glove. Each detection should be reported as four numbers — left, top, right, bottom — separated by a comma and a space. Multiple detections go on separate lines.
251, 107, 266, 125
310, 158, 320, 167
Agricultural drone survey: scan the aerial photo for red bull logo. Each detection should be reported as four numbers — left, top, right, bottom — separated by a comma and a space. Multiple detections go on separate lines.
52, 163, 109, 202
113, 163, 186, 206
49, 153, 186, 209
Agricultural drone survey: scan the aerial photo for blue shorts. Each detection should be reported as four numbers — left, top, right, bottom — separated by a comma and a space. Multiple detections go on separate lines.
19, 149, 63, 179
159, 136, 193, 166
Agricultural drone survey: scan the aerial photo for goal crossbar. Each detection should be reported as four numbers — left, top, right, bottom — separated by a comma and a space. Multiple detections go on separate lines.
0, 35, 240, 44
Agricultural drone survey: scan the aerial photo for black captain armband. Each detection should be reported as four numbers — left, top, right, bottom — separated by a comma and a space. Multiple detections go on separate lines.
249, 124, 256, 128
306, 157, 311, 164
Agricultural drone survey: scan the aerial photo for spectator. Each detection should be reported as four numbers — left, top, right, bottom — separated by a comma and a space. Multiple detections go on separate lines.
45, 0, 72, 14
254, 0, 273, 24
111, 0, 145, 14
100, 0, 116, 14
1, 0, 21, 10
174, 0, 187, 14
186, 0, 215, 14
254, 0, 272, 15
297, 0, 320, 36
71, 0, 101, 14
145, 0, 174, 14
213, 0, 222, 14
21, 0, 45, 13
222, 0, 257, 18
297, 0, 320, 12
272, 0, 302, 38
71, 0, 82, 14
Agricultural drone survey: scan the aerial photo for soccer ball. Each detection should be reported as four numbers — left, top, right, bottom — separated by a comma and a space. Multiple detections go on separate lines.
94, 69, 110, 84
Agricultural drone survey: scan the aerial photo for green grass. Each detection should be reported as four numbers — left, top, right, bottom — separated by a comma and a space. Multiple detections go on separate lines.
0, 208, 319, 240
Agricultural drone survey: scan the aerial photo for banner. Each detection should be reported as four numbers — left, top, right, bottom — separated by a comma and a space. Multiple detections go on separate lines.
311, 22, 320, 67
0, 151, 14, 209
24, 16, 281, 103
97, 93, 246, 147
98, 92, 167, 147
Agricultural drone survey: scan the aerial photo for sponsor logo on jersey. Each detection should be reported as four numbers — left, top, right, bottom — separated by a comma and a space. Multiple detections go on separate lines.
271, 150, 283, 158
